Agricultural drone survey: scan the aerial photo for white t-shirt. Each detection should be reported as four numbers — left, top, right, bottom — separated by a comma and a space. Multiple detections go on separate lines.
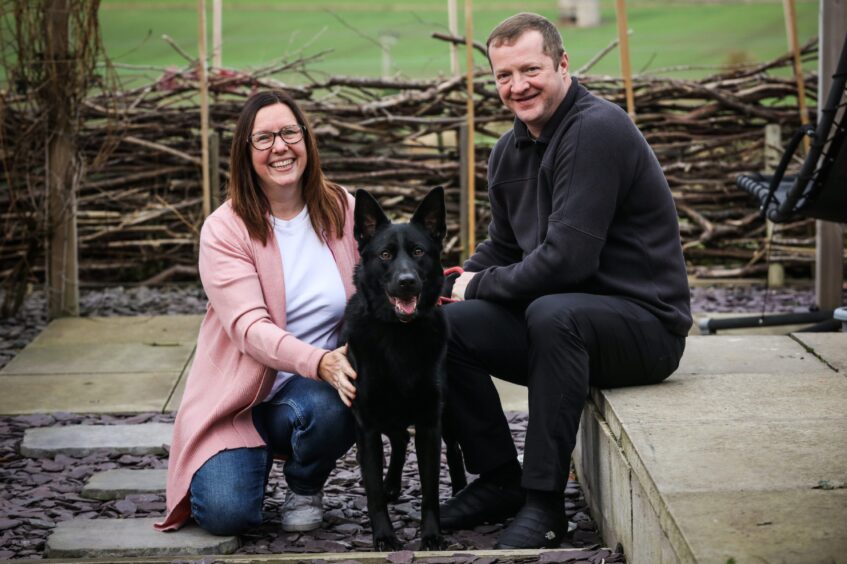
265, 205, 347, 400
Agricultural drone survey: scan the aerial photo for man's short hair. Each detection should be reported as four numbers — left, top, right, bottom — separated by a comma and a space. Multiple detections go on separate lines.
486, 12, 565, 68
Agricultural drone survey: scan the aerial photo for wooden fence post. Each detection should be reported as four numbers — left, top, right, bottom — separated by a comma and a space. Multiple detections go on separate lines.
209, 130, 221, 209
763, 124, 785, 288
45, 0, 79, 318
212, 0, 222, 68
447, 0, 459, 75
816, 0, 845, 309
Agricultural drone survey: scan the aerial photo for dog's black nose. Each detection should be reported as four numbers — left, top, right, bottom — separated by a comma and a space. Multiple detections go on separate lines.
398, 273, 417, 289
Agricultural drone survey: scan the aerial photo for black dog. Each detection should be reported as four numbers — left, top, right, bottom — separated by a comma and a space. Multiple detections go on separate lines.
344, 187, 448, 551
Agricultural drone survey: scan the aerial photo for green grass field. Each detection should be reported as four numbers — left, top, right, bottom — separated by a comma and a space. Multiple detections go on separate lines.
97, 0, 819, 86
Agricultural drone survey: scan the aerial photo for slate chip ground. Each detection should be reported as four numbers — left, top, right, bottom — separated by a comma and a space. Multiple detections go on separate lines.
1, 411, 615, 560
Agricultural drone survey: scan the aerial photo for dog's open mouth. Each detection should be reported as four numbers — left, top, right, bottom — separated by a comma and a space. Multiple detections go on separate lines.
387, 294, 419, 322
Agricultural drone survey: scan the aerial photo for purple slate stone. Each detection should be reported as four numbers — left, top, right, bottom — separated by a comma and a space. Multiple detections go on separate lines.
114, 499, 137, 515
41, 459, 65, 472
387, 550, 415, 564
0, 519, 21, 531
13, 414, 55, 427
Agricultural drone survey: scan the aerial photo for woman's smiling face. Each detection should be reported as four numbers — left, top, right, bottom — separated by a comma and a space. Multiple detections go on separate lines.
250, 102, 308, 196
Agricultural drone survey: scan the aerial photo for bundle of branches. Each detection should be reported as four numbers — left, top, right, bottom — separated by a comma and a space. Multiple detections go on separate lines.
1, 35, 838, 306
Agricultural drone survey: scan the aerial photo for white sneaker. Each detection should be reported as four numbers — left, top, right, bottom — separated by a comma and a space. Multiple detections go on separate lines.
281, 490, 324, 532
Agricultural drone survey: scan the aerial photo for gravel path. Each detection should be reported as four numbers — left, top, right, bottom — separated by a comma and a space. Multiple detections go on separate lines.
0, 282, 838, 560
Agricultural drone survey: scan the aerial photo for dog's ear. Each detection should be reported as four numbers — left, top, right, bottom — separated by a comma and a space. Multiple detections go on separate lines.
354, 189, 390, 246
411, 186, 446, 242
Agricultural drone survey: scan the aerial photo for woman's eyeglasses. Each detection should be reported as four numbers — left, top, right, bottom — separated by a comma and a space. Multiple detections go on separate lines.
248, 125, 306, 150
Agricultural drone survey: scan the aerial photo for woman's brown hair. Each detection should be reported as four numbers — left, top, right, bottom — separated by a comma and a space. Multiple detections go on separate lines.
228, 90, 347, 245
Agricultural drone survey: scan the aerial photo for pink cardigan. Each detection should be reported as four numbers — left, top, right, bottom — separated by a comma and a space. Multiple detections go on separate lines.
155, 193, 358, 531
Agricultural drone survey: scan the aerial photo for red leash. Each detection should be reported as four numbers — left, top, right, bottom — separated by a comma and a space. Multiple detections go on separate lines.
437, 266, 464, 305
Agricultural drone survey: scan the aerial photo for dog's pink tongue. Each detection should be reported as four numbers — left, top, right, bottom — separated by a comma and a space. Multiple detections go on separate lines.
393, 296, 418, 315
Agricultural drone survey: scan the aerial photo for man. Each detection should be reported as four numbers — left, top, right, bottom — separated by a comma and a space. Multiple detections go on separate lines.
440, 13, 692, 550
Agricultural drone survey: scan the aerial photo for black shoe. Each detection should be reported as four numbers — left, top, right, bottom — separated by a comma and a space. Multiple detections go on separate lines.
439, 477, 524, 530
493, 504, 568, 549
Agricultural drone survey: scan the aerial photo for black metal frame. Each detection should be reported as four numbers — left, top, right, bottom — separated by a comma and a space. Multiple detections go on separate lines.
699, 34, 847, 335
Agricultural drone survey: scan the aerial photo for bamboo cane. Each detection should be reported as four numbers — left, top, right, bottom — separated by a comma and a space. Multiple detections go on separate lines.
464, 0, 476, 257
782, 0, 811, 153
615, 0, 636, 119
198, 0, 212, 217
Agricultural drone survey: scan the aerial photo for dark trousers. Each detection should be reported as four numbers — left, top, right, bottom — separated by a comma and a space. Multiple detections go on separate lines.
443, 293, 686, 492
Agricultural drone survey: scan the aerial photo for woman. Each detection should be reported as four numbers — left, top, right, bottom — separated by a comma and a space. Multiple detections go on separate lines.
156, 90, 359, 536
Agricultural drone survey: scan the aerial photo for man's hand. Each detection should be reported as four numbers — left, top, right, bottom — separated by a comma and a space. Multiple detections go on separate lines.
451, 271, 476, 301
318, 344, 357, 407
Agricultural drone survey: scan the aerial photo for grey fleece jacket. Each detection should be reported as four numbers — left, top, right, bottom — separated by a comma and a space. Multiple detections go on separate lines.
465, 78, 692, 336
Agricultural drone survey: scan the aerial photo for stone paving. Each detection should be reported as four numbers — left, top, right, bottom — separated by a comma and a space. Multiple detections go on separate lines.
21, 423, 173, 458
46, 517, 238, 558
0, 315, 201, 415
81, 468, 167, 500
574, 332, 847, 563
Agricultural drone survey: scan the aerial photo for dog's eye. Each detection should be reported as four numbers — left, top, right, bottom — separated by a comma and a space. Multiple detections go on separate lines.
412, 247, 425, 257
379, 250, 392, 261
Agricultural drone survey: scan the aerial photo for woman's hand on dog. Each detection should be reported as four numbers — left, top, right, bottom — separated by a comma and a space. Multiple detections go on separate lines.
319, 344, 357, 407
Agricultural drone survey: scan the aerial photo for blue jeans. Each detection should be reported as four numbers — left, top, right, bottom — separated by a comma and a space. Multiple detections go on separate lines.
189, 376, 355, 535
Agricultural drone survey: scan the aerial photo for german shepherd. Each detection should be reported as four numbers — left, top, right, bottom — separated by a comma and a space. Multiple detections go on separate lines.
343, 187, 448, 551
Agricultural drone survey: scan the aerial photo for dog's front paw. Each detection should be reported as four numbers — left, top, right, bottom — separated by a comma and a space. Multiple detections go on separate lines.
374, 534, 404, 552
420, 533, 447, 551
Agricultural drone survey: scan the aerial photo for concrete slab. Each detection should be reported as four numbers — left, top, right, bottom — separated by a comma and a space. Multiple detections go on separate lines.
45, 517, 237, 558
81, 469, 166, 500
794, 332, 847, 374
623, 418, 847, 495
20, 423, 173, 458
602, 371, 847, 427
31, 315, 203, 346
0, 372, 180, 415
578, 330, 847, 564
675, 335, 830, 375
666, 489, 847, 564
0, 342, 194, 375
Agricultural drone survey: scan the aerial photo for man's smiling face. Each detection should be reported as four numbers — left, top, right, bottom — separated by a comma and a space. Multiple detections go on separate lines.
490, 30, 570, 138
